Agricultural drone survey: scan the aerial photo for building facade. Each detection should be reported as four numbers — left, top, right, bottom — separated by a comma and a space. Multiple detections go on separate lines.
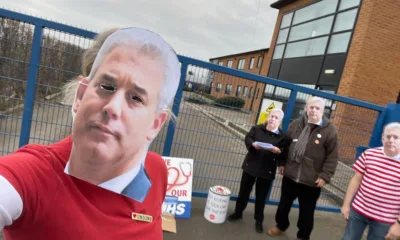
266, 0, 400, 105
209, 0, 400, 162
266, 0, 400, 162
209, 48, 269, 112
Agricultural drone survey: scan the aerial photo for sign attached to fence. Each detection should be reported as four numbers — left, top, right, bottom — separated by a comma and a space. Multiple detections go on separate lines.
161, 157, 194, 218
257, 99, 283, 125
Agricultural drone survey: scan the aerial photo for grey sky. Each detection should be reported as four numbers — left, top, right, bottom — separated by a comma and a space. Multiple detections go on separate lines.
2, 0, 279, 60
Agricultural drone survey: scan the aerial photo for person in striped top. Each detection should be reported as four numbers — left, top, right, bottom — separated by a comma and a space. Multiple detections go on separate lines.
341, 122, 400, 240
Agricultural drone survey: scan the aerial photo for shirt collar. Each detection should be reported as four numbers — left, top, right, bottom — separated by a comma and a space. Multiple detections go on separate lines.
381, 147, 400, 161
64, 157, 151, 203
265, 124, 279, 134
269, 128, 279, 134
308, 119, 322, 126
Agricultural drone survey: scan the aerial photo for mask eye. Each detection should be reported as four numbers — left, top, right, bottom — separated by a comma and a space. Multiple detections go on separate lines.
100, 84, 116, 92
131, 95, 143, 104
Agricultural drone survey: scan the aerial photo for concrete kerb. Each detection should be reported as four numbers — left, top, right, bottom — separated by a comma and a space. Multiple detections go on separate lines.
185, 102, 350, 207
0, 92, 64, 118
186, 102, 246, 139
0, 103, 25, 118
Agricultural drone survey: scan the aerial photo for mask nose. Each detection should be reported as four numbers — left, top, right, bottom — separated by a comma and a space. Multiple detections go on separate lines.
102, 91, 124, 120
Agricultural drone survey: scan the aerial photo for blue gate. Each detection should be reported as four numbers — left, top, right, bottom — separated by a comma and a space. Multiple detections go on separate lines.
0, 8, 395, 213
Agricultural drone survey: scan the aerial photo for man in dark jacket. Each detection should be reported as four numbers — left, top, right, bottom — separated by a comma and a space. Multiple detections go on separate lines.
228, 108, 288, 233
267, 97, 339, 240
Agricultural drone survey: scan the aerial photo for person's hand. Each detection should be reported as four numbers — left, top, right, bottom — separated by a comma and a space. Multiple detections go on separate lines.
252, 142, 262, 150
315, 178, 326, 188
278, 166, 284, 175
341, 205, 350, 220
385, 222, 400, 240
269, 147, 281, 154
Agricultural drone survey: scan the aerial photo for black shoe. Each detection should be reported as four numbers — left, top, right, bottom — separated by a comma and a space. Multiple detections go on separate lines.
227, 212, 242, 221
255, 221, 263, 233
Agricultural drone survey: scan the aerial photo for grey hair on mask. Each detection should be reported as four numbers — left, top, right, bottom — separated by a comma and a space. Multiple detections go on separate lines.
383, 122, 400, 136
87, 27, 181, 112
306, 96, 326, 108
270, 108, 285, 119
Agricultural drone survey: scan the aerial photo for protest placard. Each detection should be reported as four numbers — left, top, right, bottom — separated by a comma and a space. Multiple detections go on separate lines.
161, 157, 194, 219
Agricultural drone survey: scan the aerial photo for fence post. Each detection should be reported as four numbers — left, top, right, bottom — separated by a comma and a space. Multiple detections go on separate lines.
162, 62, 188, 156
19, 24, 43, 148
369, 103, 400, 148
368, 110, 387, 148
383, 103, 400, 123
282, 89, 298, 132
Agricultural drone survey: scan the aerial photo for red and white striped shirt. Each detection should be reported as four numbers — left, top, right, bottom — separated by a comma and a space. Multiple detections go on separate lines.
352, 147, 400, 224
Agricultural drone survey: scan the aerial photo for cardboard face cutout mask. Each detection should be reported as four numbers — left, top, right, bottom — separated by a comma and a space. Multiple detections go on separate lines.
67, 27, 180, 204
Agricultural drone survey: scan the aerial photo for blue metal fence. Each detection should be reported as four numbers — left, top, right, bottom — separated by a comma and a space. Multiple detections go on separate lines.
0, 8, 392, 213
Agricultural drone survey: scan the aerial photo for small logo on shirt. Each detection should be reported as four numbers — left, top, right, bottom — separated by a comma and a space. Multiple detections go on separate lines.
132, 212, 153, 223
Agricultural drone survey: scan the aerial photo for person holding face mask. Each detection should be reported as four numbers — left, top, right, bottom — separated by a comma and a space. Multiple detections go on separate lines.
0, 27, 180, 240
267, 96, 339, 240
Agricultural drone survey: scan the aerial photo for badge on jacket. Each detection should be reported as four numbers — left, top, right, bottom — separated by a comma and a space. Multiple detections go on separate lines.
132, 212, 153, 222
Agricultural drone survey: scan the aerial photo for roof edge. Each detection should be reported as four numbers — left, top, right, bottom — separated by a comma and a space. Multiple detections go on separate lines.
209, 48, 269, 61
270, 0, 298, 9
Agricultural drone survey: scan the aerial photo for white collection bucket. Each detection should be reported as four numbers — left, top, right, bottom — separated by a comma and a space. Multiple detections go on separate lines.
204, 185, 231, 224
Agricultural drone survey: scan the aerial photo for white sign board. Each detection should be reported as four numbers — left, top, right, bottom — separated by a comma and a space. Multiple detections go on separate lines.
161, 157, 194, 218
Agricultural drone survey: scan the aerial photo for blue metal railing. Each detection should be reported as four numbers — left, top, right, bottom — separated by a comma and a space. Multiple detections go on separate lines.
0, 8, 391, 213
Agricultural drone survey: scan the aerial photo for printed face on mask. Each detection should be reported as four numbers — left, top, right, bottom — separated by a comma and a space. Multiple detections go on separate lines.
305, 101, 324, 124
267, 111, 283, 129
72, 44, 168, 166
382, 128, 400, 157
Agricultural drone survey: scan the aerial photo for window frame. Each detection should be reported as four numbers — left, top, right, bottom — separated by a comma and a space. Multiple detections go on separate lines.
271, 0, 362, 61
237, 58, 246, 69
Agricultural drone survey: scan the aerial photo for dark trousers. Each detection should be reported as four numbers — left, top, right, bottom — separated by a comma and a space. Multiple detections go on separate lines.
234, 171, 272, 222
275, 176, 321, 240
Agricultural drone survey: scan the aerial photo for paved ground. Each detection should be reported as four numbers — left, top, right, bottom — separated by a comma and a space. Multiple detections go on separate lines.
1, 197, 362, 240
163, 197, 360, 240
0, 97, 72, 156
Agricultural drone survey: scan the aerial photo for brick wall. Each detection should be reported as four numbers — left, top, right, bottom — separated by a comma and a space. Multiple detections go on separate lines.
337, 0, 400, 104
334, 0, 400, 162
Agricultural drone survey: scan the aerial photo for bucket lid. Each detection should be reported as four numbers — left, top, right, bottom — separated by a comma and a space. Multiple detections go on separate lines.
210, 185, 231, 196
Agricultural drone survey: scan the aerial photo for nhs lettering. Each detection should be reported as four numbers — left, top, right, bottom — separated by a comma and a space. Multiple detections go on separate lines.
161, 157, 194, 218
162, 195, 191, 217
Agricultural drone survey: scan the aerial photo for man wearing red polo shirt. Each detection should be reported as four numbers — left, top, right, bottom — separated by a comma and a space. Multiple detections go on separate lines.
0, 27, 181, 239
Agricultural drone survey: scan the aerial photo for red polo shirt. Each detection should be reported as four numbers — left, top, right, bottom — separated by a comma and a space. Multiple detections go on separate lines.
0, 136, 167, 239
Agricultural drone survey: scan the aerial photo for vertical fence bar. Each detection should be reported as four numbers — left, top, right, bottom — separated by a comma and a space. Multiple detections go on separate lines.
19, 24, 43, 148
282, 89, 298, 132
369, 103, 400, 148
162, 62, 188, 156
368, 109, 386, 148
